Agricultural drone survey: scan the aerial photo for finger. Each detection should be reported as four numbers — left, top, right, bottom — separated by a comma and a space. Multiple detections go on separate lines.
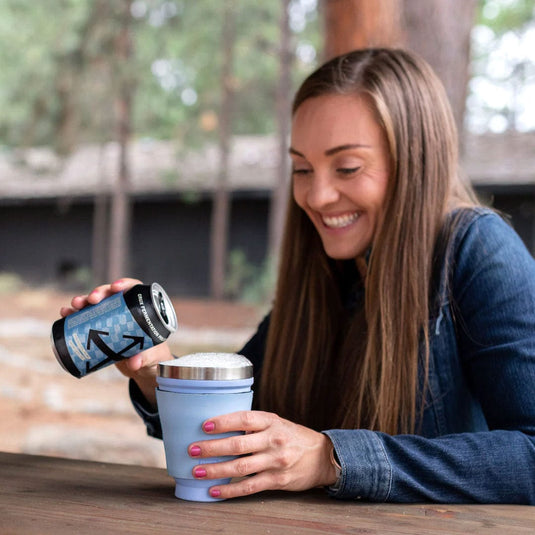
114, 343, 169, 379
110, 278, 142, 292
202, 411, 277, 435
114, 359, 133, 378
189, 429, 267, 459
86, 284, 117, 305
115, 356, 157, 381
86, 278, 141, 306
209, 471, 286, 500
193, 452, 270, 481
129, 343, 173, 370
59, 306, 77, 317
69, 294, 90, 311
116, 354, 144, 375
62, 279, 142, 316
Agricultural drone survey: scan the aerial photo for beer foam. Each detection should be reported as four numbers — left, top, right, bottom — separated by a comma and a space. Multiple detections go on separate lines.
170, 352, 251, 369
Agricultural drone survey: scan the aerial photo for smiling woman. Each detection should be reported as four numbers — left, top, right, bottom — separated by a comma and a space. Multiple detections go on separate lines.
60, 48, 535, 505
262, 48, 471, 438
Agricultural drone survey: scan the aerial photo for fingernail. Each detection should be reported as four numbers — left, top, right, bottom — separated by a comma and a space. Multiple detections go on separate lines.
203, 421, 215, 432
210, 489, 221, 498
190, 445, 201, 457
112, 279, 124, 285
194, 467, 207, 478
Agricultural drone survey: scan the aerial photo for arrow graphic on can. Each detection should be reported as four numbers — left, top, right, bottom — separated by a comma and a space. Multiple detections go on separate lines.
85, 329, 145, 374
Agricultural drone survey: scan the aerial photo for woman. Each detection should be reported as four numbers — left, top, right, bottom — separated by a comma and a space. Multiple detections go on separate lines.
61, 48, 535, 503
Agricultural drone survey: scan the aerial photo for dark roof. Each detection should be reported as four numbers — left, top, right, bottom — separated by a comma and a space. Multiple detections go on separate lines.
0, 136, 278, 200
463, 131, 535, 186
0, 132, 533, 200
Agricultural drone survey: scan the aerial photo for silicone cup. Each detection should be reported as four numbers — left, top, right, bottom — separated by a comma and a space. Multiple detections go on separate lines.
156, 360, 253, 502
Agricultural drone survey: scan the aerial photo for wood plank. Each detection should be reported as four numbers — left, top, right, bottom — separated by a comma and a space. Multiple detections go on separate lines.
0, 452, 533, 534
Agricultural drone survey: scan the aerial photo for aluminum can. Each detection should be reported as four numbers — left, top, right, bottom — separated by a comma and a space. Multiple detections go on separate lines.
51, 282, 178, 378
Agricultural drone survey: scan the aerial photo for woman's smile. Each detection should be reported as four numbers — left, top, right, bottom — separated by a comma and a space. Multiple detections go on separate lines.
321, 211, 360, 229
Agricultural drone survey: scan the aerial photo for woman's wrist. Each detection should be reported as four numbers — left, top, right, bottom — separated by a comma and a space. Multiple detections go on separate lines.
134, 375, 158, 410
318, 434, 341, 488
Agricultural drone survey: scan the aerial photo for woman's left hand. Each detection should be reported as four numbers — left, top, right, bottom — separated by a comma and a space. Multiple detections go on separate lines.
188, 411, 338, 499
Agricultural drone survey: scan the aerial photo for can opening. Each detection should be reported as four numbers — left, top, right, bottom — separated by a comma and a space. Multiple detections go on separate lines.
157, 291, 169, 324
150, 282, 178, 333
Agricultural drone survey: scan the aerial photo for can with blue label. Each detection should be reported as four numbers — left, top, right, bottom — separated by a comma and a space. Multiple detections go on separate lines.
51, 282, 178, 378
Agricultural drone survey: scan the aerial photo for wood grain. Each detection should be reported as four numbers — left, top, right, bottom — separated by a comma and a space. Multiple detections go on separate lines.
0, 452, 533, 534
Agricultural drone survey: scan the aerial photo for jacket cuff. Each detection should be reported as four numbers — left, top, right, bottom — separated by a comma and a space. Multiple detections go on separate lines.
129, 379, 162, 439
323, 429, 392, 501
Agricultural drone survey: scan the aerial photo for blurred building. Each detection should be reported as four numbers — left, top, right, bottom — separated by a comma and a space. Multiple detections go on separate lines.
0, 133, 534, 295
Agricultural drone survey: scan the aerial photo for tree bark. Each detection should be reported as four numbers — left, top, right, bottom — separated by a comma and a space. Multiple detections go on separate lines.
320, 0, 477, 144
108, 0, 134, 282
268, 0, 293, 264
92, 143, 109, 285
321, 0, 402, 61
401, 0, 478, 138
210, 0, 236, 299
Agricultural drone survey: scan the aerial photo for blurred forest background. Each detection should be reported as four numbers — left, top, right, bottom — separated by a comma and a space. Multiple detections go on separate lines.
0, 0, 534, 466
0, 0, 534, 301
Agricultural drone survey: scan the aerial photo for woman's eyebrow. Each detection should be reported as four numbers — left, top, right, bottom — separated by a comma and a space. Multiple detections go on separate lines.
288, 147, 305, 157
289, 144, 371, 158
324, 143, 371, 156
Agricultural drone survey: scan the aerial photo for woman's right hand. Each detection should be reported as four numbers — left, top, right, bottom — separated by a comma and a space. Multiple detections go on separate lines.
59, 278, 172, 408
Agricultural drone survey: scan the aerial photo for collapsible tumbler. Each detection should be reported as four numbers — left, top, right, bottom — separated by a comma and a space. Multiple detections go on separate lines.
156, 353, 254, 502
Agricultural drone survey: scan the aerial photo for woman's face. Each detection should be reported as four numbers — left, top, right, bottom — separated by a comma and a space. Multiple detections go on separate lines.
291, 94, 390, 263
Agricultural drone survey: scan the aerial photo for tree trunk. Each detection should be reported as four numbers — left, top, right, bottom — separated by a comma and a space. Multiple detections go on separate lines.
210, 0, 236, 299
321, 0, 402, 60
401, 0, 478, 138
268, 0, 293, 264
320, 0, 476, 145
108, 0, 134, 282
54, 0, 110, 156
92, 143, 109, 285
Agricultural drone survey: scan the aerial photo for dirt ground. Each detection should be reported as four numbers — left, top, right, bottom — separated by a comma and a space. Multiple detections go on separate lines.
0, 286, 265, 468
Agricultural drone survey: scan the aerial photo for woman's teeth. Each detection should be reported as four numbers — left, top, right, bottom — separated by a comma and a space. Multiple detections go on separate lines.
322, 212, 359, 229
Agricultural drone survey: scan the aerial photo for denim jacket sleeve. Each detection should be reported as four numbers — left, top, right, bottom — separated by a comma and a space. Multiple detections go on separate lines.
325, 210, 535, 503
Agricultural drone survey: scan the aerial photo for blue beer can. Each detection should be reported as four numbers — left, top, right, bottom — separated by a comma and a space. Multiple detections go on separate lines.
51, 282, 178, 378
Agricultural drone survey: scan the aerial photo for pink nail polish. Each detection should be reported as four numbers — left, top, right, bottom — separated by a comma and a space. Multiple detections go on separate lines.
194, 467, 207, 478
190, 445, 201, 457
210, 489, 221, 498
204, 421, 215, 432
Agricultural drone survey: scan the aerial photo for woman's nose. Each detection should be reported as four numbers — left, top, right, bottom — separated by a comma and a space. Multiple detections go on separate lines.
307, 174, 339, 209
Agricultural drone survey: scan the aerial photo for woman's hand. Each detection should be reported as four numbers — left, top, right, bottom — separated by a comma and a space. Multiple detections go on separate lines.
188, 411, 338, 499
59, 278, 172, 407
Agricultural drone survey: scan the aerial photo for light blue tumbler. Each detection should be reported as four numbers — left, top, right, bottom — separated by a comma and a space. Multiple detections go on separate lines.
156, 353, 254, 502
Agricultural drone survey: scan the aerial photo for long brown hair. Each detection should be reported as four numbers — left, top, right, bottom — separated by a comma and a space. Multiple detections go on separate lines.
259, 48, 478, 434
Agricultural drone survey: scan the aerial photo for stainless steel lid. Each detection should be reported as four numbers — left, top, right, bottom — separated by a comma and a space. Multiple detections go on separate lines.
158, 353, 253, 380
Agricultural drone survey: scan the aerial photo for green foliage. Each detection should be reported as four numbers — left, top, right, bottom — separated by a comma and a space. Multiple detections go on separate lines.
477, 0, 535, 34
0, 0, 90, 146
0, 0, 320, 150
225, 249, 276, 305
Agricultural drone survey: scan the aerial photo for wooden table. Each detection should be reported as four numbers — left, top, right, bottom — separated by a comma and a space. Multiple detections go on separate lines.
0, 452, 533, 534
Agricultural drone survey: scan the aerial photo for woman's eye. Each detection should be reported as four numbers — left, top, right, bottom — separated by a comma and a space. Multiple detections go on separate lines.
292, 168, 311, 176
337, 167, 360, 176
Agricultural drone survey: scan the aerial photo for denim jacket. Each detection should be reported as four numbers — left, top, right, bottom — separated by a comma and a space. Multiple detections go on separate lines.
131, 208, 535, 504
